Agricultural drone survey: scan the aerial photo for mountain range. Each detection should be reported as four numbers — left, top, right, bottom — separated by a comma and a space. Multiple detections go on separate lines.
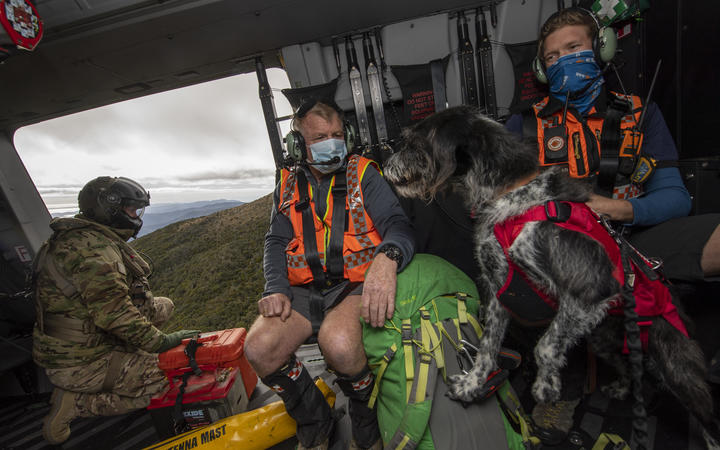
138, 199, 245, 237
132, 194, 272, 332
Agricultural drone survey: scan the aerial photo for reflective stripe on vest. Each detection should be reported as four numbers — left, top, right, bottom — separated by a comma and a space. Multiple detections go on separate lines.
532, 92, 643, 196
278, 155, 383, 285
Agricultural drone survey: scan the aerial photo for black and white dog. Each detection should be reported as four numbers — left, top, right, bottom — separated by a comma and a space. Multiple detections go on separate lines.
384, 106, 719, 446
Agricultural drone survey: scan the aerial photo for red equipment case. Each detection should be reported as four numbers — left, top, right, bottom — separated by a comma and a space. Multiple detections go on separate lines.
148, 328, 258, 438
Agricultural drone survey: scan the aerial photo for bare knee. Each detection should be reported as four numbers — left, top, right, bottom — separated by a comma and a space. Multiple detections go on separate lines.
245, 315, 311, 377
318, 324, 365, 375
245, 322, 286, 377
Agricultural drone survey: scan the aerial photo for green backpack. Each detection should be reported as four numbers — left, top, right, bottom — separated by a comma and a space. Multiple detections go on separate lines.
363, 254, 533, 449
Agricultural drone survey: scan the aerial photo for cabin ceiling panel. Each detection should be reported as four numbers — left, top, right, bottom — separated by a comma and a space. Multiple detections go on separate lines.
3, 0, 488, 130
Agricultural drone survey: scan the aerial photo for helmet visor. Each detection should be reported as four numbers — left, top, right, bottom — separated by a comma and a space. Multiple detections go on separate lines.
123, 199, 147, 219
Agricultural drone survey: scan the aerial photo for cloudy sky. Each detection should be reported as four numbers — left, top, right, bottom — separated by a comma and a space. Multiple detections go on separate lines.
13, 69, 293, 215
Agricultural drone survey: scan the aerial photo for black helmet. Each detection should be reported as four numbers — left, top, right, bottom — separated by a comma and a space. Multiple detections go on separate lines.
78, 176, 150, 236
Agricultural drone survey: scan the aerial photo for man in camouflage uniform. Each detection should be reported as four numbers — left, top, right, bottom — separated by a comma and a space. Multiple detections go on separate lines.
32, 176, 198, 445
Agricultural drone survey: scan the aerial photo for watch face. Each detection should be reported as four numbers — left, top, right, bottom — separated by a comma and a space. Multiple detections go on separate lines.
381, 245, 402, 264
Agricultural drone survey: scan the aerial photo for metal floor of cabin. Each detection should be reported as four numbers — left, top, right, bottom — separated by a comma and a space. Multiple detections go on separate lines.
0, 344, 349, 450
1, 284, 718, 450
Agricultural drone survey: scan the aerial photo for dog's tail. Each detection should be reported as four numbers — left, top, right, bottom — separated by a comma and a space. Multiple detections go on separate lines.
649, 318, 716, 429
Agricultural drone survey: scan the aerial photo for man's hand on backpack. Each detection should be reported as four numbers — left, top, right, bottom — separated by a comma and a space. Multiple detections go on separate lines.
361, 252, 397, 327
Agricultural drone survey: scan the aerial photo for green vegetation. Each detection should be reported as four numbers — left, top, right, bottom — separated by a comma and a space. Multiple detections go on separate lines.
132, 194, 273, 332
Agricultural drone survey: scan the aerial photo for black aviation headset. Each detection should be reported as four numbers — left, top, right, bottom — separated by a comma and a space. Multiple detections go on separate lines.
285, 98, 357, 164
531, 7, 618, 84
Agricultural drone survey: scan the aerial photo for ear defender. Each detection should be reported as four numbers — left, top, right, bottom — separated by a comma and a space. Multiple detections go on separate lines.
532, 56, 548, 84
595, 24, 617, 63
533, 8, 617, 84
285, 130, 306, 163
343, 121, 357, 155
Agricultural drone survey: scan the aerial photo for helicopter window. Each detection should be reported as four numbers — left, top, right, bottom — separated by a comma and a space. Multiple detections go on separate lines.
13, 69, 293, 219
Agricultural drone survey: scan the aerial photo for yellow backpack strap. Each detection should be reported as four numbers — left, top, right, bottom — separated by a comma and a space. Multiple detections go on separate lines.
496, 382, 542, 449
418, 307, 444, 397
592, 433, 630, 450
402, 318, 414, 402
368, 343, 397, 409
393, 435, 412, 450
456, 292, 469, 323
456, 292, 483, 337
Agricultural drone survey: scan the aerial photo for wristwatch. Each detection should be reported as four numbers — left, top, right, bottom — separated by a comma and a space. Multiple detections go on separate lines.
379, 244, 403, 266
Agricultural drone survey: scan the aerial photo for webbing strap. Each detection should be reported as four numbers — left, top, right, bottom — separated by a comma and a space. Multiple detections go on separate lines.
420, 307, 444, 378
591, 433, 630, 450
42, 313, 97, 344
172, 337, 203, 434
455, 292, 483, 337
309, 286, 324, 336
456, 293, 468, 324
417, 310, 434, 402
430, 58, 447, 112
393, 435, 412, 450
597, 102, 627, 196
466, 313, 483, 338
101, 351, 124, 391
327, 172, 347, 281
496, 382, 542, 448
368, 343, 397, 409
401, 319, 414, 402
295, 170, 327, 288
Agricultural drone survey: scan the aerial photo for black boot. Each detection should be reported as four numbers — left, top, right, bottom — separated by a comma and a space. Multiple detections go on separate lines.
261, 356, 334, 448
335, 365, 381, 449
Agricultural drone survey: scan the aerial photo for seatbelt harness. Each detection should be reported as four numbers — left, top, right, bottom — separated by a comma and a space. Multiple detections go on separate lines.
476, 8, 498, 119
346, 36, 373, 152
327, 172, 348, 282
456, 11, 479, 106
363, 32, 390, 165
295, 170, 328, 289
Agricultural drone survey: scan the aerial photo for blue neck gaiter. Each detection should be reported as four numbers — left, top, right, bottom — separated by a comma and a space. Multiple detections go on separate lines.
547, 50, 605, 115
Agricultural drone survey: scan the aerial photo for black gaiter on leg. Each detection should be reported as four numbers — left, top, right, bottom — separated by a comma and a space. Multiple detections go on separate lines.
334, 365, 381, 448
261, 356, 333, 447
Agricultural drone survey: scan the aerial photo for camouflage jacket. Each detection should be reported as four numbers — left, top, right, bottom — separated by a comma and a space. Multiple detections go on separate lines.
32, 216, 165, 369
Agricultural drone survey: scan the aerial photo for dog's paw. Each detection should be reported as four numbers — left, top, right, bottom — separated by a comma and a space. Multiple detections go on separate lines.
532, 375, 561, 403
446, 373, 483, 403
600, 379, 630, 400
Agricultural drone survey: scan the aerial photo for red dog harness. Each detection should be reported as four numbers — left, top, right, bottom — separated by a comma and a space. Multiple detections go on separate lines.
493, 201, 688, 350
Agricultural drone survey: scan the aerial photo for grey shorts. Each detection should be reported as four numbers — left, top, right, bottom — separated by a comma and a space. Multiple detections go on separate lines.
290, 281, 364, 325
628, 213, 720, 281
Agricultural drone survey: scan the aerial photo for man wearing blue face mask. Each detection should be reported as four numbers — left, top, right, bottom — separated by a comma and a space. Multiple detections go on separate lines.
506, 7, 720, 283
244, 99, 415, 450
505, 7, 720, 445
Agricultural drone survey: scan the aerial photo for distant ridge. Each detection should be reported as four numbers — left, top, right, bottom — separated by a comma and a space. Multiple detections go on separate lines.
139, 199, 245, 237
132, 194, 271, 332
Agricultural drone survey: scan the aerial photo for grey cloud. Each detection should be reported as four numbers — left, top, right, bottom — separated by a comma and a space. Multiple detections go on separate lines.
176, 168, 275, 182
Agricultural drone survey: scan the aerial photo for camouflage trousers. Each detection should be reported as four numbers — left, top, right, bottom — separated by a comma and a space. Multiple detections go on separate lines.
44, 296, 174, 417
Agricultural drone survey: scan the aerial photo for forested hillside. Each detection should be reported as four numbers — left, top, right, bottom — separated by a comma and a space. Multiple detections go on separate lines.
132, 194, 272, 332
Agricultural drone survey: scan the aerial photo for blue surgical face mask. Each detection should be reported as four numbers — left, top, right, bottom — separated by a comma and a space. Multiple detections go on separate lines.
308, 138, 347, 174
547, 50, 604, 115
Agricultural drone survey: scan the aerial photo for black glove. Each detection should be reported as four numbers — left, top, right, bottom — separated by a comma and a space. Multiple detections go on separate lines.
155, 330, 200, 353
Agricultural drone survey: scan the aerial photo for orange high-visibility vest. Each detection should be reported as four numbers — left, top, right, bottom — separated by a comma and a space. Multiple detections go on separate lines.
278, 155, 383, 286
531, 92, 643, 197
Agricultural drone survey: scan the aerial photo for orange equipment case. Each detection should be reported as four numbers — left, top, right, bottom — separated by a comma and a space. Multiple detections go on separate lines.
157, 327, 257, 398
149, 328, 258, 438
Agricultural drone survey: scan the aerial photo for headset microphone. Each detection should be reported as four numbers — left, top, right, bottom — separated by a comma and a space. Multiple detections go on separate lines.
305, 156, 342, 166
